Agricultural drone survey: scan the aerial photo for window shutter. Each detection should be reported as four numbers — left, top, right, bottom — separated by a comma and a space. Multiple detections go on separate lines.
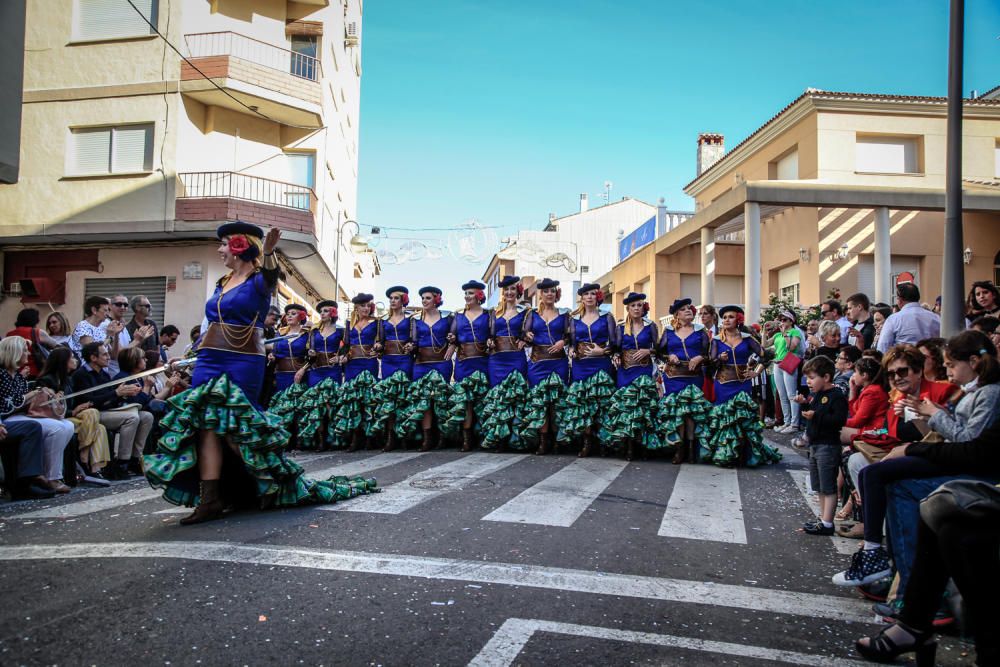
84, 276, 167, 324
71, 128, 111, 175
112, 125, 152, 173
75, 0, 156, 41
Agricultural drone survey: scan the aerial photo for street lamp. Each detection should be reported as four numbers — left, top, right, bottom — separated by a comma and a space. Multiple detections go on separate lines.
334, 216, 370, 300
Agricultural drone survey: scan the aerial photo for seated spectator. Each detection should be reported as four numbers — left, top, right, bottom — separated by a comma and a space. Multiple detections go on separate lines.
834, 346, 861, 395
965, 279, 1000, 322
182, 324, 202, 357
144, 350, 184, 401
115, 348, 170, 430
158, 324, 180, 364
71, 296, 110, 354
70, 342, 153, 481
45, 311, 73, 348
915, 337, 947, 383
6, 308, 63, 379
36, 347, 110, 479
841, 357, 890, 445
0, 417, 55, 500
0, 336, 75, 493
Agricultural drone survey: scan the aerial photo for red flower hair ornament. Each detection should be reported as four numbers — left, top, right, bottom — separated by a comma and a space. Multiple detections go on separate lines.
475, 289, 486, 304
227, 235, 251, 256
595, 289, 605, 304
327, 307, 339, 320
642, 302, 650, 316
297, 309, 308, 323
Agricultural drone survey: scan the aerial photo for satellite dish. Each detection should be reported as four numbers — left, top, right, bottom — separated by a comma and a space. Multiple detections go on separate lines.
447, 219, 499, 264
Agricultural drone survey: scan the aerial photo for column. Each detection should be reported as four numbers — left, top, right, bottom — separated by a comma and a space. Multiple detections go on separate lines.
874, 206, 891, 305
700, 226, 715, 306
744, 202, 761, 322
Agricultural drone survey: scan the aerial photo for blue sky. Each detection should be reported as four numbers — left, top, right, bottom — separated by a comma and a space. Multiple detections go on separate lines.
355, 0, 1000, 304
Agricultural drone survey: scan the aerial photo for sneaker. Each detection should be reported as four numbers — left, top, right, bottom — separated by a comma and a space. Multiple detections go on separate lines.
764, 417, 776, 428
872, 599, 904, 620
801, 519, 834, 535
832, 547, 893, 586
857, 574, 893, 602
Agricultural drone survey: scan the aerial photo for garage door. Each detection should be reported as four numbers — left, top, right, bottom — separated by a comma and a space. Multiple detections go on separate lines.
84, 276, 167, 323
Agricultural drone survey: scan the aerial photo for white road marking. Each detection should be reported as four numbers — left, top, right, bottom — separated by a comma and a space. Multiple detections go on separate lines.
3, 488, 163, 520
482, 458, 628, 527
787, 469, 857, 555
468, 618, 865, 667
658, 465, 747, 544
323, 454, 527, 514
0, 541, 872, 624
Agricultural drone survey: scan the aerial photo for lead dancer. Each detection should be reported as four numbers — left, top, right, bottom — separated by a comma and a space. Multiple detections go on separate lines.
143, 223, 376, 524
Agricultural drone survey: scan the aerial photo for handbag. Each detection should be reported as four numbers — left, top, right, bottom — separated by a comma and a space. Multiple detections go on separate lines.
920, 479, 1000, 532
776, 333, 802, 374
852, 431, 900, 463
24, 387, 67, 420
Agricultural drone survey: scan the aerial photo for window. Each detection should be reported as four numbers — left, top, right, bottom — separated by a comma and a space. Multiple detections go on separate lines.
290, 35, 319, 81
770, 149, 798, 180
994, 141, 999, 177
283, 152, 315, 209
856, 135, 921, 174
67, 124, 153, 176
778, 264, 800, 305
73, 0, 157, 42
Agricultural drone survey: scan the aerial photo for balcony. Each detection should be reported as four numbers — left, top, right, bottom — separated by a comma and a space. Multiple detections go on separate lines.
181, 32, 323, 128
175, 172, 316, 236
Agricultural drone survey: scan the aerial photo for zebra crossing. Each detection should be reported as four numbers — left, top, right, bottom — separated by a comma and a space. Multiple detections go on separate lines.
1, 451, 844, 550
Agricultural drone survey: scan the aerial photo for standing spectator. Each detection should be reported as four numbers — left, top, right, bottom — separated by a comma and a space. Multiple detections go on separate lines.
71, 296, 110, 354
876, 283, 940, 354
871, 305, 892, 349
0, 417, 54, 499
965, 280, 1000, 322
263, 305, 281, 340
821, 300, 852, 344
70, 342, 153, 480
697, 304, 718, 337
6, 308, 62, 378
766, 310, 803, 434
808, 321, 842, 361
798, 355, 849, 535
126, 295, 159, 353
45, 311, 73, 347
157, 324, 180, 363
0, 337, 75, 493
846, 293, 876, 350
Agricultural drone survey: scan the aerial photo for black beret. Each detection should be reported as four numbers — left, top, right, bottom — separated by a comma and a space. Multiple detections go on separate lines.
669, 298, 693, 315
719, 305, 745, 317
577, 282, 601, 296
498, 275, 521, 289
622, 292, 646, 305
418, 286, 442, 296
315, 300, 338, 311
385, 286, 409, 298
216, 221, 264, 240
536, 278, 560, 290
284, 303, 306, 314
462, 280, 486, 291
351, 293, 374, 304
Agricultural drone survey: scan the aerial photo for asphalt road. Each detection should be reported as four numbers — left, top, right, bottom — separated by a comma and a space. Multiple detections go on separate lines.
0, 434, 977, 666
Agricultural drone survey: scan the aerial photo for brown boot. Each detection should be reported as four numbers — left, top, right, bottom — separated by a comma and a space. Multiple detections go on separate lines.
671, 439, 688, 465
383, 430, 397, 452
535, 431, 549, 456
179, 480, 224, 526
420, 427, 435, 452
461, 428, 474, 452
578, 432, 593, 458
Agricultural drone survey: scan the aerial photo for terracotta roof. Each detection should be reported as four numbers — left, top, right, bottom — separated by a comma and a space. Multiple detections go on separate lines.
684, 89, 1000, 192
980, 83, 1000, 99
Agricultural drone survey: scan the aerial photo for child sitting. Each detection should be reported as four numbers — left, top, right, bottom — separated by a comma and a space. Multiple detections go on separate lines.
799, 355, 849, 535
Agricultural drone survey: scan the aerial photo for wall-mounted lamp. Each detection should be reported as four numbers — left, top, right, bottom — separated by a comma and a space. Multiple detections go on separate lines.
963, 247, 973, 265
829, 243, 850, 263
798, 247, 811, 263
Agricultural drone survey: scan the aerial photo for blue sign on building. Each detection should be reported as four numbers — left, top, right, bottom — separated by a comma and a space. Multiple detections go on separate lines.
618, 216, 656, 262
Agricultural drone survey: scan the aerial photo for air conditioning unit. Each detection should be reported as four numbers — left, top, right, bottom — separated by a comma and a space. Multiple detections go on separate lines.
344, 21, 359, 47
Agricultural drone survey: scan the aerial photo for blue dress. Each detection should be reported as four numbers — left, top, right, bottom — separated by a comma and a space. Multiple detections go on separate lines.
658, 324, 710, 395
413, 315, 453, 382
272, 331, 309, 393
380, 316, 413, 380
191, 270, 273, 409
617, 321, 658, 387
525, 310, 569, 386
711, 333, 763, 404
453, 310, 490, 382
569, 314, 615, 383
307, 326, 344, 387
488, 309, 527, 386
345, 321, 380, 382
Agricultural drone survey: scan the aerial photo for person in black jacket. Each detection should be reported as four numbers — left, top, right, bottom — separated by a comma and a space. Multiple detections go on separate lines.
798, 355, 848, 536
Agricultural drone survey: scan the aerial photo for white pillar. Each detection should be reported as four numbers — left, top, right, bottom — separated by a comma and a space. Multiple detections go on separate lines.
700, 226, 715, 305
744, 202, 761, 321
873, 206, 892, 305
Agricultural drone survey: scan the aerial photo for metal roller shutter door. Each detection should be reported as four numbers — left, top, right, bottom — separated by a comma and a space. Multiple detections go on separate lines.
84, 277, 167, 322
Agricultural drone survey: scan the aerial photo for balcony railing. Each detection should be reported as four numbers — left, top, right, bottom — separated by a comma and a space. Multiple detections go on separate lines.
178, 172, 316, 212
185, 31, 322, 82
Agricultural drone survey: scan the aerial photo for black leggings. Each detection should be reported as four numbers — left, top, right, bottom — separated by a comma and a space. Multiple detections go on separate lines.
899, 514, 1000, 664
859, 456, 942, 543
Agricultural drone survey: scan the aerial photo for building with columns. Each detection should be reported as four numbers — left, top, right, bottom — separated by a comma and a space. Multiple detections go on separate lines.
597, 89, 1000, 322
0, 0, 376, 331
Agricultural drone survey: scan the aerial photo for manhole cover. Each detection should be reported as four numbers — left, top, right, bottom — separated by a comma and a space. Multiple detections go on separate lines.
409, 476, 498, 490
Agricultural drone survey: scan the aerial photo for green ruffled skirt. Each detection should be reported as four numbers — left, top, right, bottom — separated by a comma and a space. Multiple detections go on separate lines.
396, 370, 453, 442
441, 371, 490, 441
370, 371, 413, 438
561, 371, 616, 442
268, 382, 308, 448
297, 378, 345, 450
143, 375, 378, 508
660, 384, 713, 447
479, 372, 530, 450
703, 392, 782, 467
329, 371, 378, 440
517, 373, 569, 446
603, 374, 666, 450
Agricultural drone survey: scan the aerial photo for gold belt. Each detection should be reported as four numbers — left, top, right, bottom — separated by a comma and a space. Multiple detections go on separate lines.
664, 361, 700, 378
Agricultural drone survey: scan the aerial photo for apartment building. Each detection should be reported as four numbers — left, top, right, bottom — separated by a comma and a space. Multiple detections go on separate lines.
599, 89, 1000, 321
0, 0, 376, 330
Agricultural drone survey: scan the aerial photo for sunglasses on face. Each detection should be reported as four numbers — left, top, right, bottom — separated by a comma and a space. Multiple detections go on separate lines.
887, 367, 913, 380
112, 302, 128, 307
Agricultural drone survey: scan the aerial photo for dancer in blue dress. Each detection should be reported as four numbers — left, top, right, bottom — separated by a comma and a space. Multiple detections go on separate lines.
446, 280, 491, 451
480, 276, 529, 451
267, 303, 312, 446
333, 293, 381, 451
399, 286, 454, 450
563, 283, 618, 457
143, 223, 376, 525
705, 305, 781, 467
518, 278, 569, 454
373, 286, 413, 451
296, 299, 345, 450
658, 298, 712, 464
606, 292, 663, 460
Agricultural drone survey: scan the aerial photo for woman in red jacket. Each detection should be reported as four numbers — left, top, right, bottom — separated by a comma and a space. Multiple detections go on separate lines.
840, 356, 890, 444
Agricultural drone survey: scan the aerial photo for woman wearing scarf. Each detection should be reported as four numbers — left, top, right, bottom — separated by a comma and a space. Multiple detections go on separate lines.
517, 278, 569, 455
372, 286, 413, 452
445, 280, 491, 451
143, 223, 376, 525
479, 276, 530, 451
705, 305, 781, 467
562, 283, 618, 457
605, 292, 663, 460
331, 293, 382, 451
658, 298, 712, 464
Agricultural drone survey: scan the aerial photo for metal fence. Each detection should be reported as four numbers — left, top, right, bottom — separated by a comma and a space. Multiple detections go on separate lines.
185, 31, 322, 82
177, 172, 315, 212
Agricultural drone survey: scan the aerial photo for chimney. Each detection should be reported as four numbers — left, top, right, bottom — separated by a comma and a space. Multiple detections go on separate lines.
697, 133, 725, 176
579, 193, 588, 213
548, 213, 556, 222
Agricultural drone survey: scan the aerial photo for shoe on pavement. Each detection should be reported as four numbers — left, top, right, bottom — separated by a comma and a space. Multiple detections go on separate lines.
82, 474, 112, 488
872, 599, 904, 620
764, 418, 776, 428
837, 522, 865, 539
833, 546, 893, 586
104, 462, 131, 481
12, 483, 57, 500
801, 519, 834, 536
